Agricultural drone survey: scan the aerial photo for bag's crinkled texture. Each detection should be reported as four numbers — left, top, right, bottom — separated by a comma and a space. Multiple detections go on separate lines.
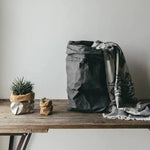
10, 101, 34, 115
66, 41, 110, 112
40, 99, 53, 116
10, 92, 35, 115
10, 92, 35, 102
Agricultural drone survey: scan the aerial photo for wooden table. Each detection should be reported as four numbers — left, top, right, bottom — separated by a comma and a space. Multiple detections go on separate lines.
1, 99, 150, 150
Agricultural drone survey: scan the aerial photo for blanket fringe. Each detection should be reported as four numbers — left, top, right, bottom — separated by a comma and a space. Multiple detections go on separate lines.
103, 113, 150, 121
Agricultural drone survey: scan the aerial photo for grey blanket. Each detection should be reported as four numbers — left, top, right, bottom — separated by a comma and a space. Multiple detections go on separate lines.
92, 41, 150, 120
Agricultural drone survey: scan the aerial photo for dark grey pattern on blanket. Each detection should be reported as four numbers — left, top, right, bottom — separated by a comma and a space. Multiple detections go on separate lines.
92, 41, 150, 120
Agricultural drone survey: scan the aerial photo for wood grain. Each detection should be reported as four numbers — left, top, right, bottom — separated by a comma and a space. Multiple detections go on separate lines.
0, 99, 150, 133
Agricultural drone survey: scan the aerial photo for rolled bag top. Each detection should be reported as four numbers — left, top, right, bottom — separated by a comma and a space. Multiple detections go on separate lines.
66, 41, 103, 55
10, 92, 35, 103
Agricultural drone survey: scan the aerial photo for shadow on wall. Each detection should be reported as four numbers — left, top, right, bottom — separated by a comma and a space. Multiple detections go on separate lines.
127, 55, 150, 99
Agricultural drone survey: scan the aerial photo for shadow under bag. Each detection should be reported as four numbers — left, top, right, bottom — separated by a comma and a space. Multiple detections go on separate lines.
66, 41, 110, 112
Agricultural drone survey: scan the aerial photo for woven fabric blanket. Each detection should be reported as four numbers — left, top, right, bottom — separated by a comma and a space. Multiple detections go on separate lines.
92, 41, 150, 121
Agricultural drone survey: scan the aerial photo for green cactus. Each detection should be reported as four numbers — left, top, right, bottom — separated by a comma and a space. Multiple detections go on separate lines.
11, 77, 34, 95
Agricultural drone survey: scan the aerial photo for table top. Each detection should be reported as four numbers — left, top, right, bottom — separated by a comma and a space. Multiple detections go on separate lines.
0, 99, 150, 133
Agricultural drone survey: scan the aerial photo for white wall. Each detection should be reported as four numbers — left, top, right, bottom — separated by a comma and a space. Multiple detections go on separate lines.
1, 0, 150, 150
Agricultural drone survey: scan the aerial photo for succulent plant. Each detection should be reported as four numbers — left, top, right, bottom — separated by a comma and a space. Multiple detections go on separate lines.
11, 77, 34, 95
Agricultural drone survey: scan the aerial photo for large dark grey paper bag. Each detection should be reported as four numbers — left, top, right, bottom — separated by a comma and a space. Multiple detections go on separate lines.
66, 41, 110, 112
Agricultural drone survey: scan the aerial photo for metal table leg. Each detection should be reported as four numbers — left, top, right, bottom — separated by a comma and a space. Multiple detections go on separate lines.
9, 135, 14, 150
22, 133, 32, 150
0, 133, 32, 150
16, 134, 27, 150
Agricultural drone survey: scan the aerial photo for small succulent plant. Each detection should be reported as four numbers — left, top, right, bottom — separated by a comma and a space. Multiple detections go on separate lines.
11, 77, 34, 95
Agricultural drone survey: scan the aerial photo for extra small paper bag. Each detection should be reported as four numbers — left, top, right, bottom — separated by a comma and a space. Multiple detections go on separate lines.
40, 98, 53, 116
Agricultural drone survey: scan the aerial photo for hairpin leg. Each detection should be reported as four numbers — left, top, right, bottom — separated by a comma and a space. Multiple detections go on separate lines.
9, 135, 14, 150
16, 134, 27, 150
22, 133, 32, 150
1, 133, 32, 150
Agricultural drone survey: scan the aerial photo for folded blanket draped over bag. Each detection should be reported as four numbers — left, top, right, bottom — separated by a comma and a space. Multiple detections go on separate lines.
92, 41, 150, 121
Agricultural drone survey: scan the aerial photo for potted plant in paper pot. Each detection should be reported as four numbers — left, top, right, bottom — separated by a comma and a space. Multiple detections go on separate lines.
10, 77, 35, 115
